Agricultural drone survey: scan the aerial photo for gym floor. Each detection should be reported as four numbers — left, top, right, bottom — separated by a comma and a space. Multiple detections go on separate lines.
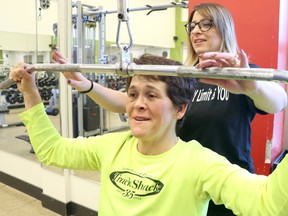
0, 108, 61, 215
0, 182, 60, 216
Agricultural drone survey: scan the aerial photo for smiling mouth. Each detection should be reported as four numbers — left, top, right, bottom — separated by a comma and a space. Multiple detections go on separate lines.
194, 39, 206, 44
134, 117, 149, 121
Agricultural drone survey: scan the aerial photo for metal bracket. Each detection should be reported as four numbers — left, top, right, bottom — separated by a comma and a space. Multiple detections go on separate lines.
116, 0, 133, 67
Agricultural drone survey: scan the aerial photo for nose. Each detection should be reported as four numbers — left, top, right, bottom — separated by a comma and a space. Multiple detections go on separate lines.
133, 95, 147, 109
191, 24, 201, 34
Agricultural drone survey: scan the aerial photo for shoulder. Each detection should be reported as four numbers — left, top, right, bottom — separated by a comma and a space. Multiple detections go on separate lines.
94, 131, 134, 146
178, 139, 220, 159
177, 139, 232, 173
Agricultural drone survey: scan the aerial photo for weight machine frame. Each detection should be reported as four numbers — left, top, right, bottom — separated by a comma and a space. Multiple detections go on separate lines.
69, 0, 189, 137
0, 0, 287, 133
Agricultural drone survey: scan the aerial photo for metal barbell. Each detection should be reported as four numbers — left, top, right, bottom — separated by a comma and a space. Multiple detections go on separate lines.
1, 63, 288, 90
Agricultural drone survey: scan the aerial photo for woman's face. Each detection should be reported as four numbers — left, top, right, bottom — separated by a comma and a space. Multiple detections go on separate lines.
190, 11, 222, 57
126, 76, 178, 142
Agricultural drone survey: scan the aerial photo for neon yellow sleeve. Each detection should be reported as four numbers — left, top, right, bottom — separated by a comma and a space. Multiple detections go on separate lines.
19, 103, 130, 171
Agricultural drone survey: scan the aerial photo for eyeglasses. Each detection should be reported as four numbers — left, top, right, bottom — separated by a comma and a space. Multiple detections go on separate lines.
184, 19, 213, 34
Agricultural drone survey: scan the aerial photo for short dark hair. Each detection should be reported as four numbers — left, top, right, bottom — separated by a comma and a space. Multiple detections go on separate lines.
132, 53, 183, 65
127, 53, 197, 129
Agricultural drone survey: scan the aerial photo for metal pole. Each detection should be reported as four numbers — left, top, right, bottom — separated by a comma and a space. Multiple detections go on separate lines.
82, 2, 188, 16
57, 0, 73, 205
2, 64, 288, 90
97, 12, 107, 135
76, 1, 84, 137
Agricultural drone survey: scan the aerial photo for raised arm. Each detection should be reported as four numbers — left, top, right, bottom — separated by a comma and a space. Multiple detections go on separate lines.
53, 50, 127, 113
244, 81, 287, 113
9, 63, 42, 110
197, 49, 287, 113
9, 62, 108, 170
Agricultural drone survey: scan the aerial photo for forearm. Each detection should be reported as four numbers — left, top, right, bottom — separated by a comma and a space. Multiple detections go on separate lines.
86, 82, 127, 113
54, 50, 127, 113
23, 88, 42, 110
246, 81, 287, 113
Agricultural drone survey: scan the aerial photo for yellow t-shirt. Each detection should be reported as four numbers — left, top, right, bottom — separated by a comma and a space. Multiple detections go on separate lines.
20, 103, 288, 216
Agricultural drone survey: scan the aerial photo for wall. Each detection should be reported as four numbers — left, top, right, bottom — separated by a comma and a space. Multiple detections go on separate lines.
170, 7, 188, 62
0, 0, 176, 50
0, 32, 52, 52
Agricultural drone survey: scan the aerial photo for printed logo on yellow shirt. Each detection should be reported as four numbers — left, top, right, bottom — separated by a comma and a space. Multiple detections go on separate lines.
110, 171, 164, 199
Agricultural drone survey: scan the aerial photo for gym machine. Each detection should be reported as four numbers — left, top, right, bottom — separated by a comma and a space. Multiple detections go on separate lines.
67, 0, 189, 137
1, 0, 288, 132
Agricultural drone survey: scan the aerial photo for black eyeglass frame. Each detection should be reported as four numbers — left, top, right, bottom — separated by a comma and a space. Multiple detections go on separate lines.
184, 19, 213, 34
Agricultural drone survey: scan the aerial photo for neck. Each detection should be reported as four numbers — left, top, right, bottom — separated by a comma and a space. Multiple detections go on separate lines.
137, 134, 178, 155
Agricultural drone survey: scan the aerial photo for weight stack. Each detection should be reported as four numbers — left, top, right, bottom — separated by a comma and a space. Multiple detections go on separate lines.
83, 105, 100, 131
72, 103, 100, 138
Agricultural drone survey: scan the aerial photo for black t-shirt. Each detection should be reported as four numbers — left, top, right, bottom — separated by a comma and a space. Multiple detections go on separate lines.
177, 64, 266, 173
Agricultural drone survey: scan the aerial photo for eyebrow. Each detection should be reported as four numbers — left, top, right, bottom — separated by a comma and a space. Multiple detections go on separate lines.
191, 19, 209, 23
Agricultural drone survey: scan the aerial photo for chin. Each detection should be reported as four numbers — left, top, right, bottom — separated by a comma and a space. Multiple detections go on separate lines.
195, 49, 205, 55
131, 129, 146, 138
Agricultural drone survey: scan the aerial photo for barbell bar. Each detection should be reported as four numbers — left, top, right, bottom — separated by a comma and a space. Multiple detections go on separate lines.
1, 63, 288, 90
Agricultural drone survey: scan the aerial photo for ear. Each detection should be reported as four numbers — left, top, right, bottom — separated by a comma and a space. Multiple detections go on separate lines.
176, 104, 188, 120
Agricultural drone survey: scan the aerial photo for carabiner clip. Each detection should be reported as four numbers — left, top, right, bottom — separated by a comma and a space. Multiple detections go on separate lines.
116, 21, 133, 53
116, 0, 133, 64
